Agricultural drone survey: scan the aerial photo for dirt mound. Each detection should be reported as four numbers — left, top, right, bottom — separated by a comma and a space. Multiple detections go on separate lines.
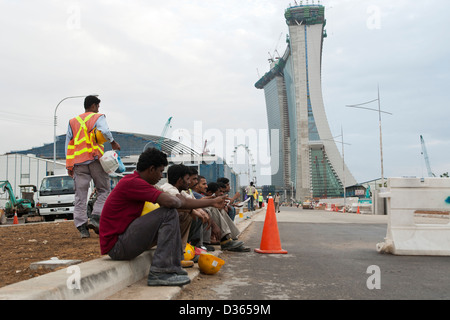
0, 221, 103, 288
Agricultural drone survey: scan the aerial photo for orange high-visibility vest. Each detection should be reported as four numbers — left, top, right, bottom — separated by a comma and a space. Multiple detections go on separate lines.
66, 112, 105, 170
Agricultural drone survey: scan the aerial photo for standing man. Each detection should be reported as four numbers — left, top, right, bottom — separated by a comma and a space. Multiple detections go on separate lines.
274, 192, 281, 213
65, 95, 120, 238
245, 182, 256, 211
258, 194, 263, 209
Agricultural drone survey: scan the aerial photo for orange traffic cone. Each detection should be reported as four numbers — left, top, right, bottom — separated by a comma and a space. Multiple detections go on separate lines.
357, 205, 360, 214
13, 211, 19, 225
254, 198, 288, 254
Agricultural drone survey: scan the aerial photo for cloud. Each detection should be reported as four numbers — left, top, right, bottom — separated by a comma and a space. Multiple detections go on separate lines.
0, 0, 449, 186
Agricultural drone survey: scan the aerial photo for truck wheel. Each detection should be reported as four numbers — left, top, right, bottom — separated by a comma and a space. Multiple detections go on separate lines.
44, 215, 55, 222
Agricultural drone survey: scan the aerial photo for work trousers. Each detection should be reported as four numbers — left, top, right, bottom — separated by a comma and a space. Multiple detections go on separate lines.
179, 210, 192, 250
73, 160, 110, 228
247, 196, 254, 211
209, 207, 240, 240
188, 209, 212, 247
108, 207, 184, 274
275, 201, 280, 213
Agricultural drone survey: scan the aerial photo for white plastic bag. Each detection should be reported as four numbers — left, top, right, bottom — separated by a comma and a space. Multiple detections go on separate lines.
100, 150, 119, 174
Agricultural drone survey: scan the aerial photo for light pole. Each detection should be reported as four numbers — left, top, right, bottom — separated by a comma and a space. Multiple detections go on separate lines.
346, 86, 392, 187
323, 127, 351, 207
53, 95, 98, 173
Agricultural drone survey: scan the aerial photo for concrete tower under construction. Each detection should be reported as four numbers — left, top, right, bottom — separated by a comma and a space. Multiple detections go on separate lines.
255, 4, 357, 200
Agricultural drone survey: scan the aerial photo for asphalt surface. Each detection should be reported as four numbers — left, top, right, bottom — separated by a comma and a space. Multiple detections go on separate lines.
177, 207, 450, 300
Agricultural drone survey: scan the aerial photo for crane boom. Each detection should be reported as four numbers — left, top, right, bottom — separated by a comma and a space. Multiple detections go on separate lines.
157, 117, 173, 150
420, 135, 435, 177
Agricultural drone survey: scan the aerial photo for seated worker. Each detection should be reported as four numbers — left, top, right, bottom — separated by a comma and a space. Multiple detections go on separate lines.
183, 169, 215, 252
99, 148, 226, 287
192, 176, 222, 246
192, 175, 208, 199
217, 177, 240, 221
206, 182, 250, 252
159, 164, 211, 265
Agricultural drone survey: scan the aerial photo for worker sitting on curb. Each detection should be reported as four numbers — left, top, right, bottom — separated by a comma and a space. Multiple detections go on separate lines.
99, 148, 227, 287
159, 164, 212, 268
185, 170, 217, 252
217, 177, 240, 221
206, 182, 250, 252
192, 175, 222, 247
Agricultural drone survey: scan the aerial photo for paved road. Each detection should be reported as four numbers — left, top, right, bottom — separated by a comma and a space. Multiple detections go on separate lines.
177, 207, 450, 300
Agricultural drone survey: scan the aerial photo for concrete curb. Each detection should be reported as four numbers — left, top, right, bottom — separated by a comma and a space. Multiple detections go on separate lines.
0, 250, 152, 300
0, 208, 263, 300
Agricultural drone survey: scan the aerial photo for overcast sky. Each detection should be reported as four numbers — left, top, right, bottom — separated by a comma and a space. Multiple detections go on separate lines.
0, 0, 449, 186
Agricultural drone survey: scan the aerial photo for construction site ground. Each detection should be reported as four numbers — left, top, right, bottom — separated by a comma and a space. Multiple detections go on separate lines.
1, 209, 447, 295
0, 220, 102, 288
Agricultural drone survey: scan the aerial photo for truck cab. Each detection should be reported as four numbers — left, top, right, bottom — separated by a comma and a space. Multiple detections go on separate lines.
36, 173, 123, 221
36, 174, 79, 221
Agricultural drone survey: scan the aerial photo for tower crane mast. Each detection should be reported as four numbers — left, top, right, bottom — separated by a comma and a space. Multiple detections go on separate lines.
420, 135, 435, 177
157, 117, 173, 150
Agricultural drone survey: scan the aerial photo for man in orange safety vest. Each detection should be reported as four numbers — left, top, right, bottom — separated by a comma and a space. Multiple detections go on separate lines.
65, 95, 120, 238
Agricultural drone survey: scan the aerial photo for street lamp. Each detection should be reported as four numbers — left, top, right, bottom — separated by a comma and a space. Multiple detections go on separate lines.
346, 86, 392, 187
323, 127, 351, 207
53, 95, 98, 173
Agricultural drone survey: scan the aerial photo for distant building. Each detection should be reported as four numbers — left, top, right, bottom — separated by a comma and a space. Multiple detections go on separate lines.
6, 131, 240, 197
255, 4, 357, 200
0, 154, 66, 208
11, 131, 200, 161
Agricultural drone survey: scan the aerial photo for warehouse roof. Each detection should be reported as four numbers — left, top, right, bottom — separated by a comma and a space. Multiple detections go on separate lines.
9, 131, 199, 160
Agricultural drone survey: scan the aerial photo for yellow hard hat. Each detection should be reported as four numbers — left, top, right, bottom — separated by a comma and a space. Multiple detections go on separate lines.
141, 201, 160, 216
94, 127, 107, 145
184, 243, 195, 261
198, 253, 225, 275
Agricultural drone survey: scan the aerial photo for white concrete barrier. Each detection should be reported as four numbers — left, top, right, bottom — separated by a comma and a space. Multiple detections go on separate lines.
376, 177, 450, 255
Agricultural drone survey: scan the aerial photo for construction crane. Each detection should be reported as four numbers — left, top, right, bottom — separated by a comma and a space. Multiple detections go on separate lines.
420, 135, 435, 177
157, 117, 173, 150
202, 139, 210, 155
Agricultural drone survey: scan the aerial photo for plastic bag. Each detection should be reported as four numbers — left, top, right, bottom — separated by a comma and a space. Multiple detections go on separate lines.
117, 151, 126, 173
100, 150, 119, 174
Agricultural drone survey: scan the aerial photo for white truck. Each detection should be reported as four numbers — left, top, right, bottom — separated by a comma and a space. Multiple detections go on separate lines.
36, 173, 122, 221
36, 174, 78, 221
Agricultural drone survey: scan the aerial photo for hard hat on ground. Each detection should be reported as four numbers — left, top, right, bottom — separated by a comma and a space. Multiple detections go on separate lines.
184, 243, 195, 261
198, 253, 225, 275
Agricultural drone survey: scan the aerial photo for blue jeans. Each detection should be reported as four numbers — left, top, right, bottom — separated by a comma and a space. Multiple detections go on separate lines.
227, 206, 236, 221
247, 196, 254, 211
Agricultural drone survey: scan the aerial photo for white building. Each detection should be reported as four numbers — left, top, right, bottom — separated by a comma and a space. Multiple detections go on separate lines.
0, 154, 66, 207
255, 4, 357, 200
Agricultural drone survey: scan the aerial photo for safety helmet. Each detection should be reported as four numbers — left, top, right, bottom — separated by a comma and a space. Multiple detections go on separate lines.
184, 243, 195, 261
141, 201, 160, 216
94, 128, 107, 145
198, 253, 225, 275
